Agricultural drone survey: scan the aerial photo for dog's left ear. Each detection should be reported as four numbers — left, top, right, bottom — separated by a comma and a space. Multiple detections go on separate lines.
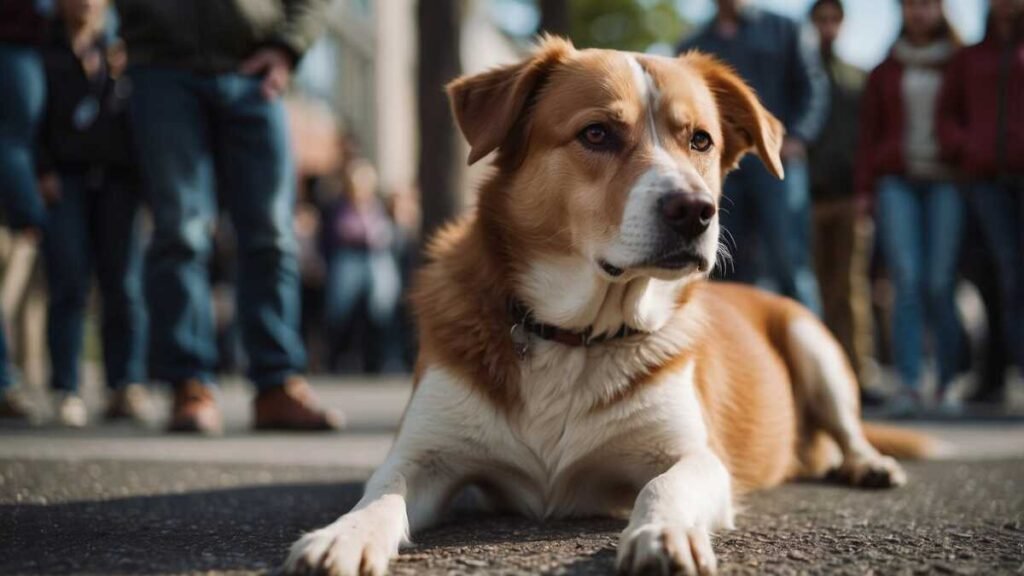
684, 52, 785, 179
447, 35, 574, 165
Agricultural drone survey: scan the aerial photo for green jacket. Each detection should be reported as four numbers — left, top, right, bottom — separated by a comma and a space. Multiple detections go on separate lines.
115, 0, 328, 73
809, 55, 866, 201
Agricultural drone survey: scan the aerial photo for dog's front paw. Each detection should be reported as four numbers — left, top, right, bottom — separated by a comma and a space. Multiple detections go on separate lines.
835, 453, 907, 489
280, 514, 401, 576
617, 523, 717, 576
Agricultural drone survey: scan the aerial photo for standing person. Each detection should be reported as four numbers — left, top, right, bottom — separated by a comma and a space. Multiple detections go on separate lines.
36, 0, 149, 427
938, 0, 1024, 403
0, 0, 51, 419
807, 0, 877, 390
116, 0, 341, 433
856, 0, 963, 415
677, 0, 828, 314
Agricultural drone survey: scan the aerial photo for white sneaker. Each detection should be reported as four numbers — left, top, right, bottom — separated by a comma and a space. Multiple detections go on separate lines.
56, 393, 87, 428
938, 388, 965, 416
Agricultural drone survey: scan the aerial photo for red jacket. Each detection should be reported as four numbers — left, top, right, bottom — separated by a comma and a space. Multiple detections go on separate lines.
937, 33, 1024, 179
855, 57, 908, 200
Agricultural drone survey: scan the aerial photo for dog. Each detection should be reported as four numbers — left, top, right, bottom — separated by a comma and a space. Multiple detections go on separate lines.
282, 37, 930, 576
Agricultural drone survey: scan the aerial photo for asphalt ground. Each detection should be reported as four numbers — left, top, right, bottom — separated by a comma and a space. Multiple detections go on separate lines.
1, 377, 1023, 575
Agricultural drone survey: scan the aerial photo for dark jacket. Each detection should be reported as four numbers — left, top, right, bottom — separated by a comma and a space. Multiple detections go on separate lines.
809, 55, 865, 200
937, 29, 1024, 179
0, 0, 51, 46
37, 23, 135, 175
677, 6, 829, 143
854, 44, 956, 199
114, 0, 327, 73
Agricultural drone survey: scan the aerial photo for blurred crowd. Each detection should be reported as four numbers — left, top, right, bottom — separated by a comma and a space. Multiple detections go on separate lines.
683, 0, 1022, 418
0, 0, 1020, 431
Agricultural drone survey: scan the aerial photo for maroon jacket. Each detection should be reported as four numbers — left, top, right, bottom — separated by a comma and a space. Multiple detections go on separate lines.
937, 31, 1024, 179
855, 57, 907, 200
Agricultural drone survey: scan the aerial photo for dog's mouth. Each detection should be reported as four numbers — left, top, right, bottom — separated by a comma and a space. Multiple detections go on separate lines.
599, 246, 709, 277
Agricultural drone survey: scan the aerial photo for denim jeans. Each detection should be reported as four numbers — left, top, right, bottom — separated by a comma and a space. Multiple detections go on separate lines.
876, 176, 964, 390
719, 155, 822, 314
326, 248, 403, 373
43, 171, 146, 392
129, 67, 305, 389
969, 181, 1024, 372
0, 44, 48, 392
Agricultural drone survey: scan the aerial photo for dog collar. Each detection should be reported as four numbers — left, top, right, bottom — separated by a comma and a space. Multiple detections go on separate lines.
507, 299, 642, 359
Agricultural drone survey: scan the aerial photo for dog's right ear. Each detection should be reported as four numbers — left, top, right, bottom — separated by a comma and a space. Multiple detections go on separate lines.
447, 35, 573, 165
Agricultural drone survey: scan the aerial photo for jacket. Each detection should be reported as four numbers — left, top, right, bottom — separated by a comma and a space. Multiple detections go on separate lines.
937, 30, 1024, 179
114, 0, 327, 73
36, 22, 135, 175
0, 0, 51, 46
855, 43, 956, 199
809, 55, 865, 200
678, 6, 829, 143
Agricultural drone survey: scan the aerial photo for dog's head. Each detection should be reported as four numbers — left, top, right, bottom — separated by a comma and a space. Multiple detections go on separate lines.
448, 36, 783, 286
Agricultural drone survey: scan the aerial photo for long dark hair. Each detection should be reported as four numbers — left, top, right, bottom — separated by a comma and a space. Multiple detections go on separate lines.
898, 0, 963, 47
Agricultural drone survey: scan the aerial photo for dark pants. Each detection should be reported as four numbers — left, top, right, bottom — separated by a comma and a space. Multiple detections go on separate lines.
326, 248, 403, 373
129, 67, 305, 389
43, 171, 146, 392
0, 44, 47, 392
719, 156, 821, 314
969, 180, 1024, 373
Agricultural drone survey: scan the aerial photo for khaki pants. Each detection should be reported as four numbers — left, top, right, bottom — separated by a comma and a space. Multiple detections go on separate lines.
812, 197, 875, 384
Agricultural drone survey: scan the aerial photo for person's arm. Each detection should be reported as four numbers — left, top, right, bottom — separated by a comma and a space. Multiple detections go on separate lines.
936, 52, 967, 165
786, 21, 829, 146
240, 0, 329, 99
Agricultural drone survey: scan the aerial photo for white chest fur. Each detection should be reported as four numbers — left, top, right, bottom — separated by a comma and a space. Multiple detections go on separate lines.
404, 326, 709, 520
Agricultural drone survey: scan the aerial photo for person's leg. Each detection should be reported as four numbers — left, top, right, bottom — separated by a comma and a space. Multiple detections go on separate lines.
92, 172, 147, 390
754, 157, 822, 313
325, 249, 370, 352
0, 45, 47, 232
42, 173, 92, 394
813, 198, 857, 370
923, 182, 964, 391
969, 181, 1023, 373
129, 67, 218, 386
213, 73, 306, 390
366, 250, 403, 373
876, 176, 925, 392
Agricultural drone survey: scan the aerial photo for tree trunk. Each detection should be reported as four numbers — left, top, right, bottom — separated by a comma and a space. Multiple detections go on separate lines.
538, 0, 571, 38
416, 0, 462, 243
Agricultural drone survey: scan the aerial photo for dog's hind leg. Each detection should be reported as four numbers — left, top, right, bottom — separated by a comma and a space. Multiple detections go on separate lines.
786, 315, 907, 488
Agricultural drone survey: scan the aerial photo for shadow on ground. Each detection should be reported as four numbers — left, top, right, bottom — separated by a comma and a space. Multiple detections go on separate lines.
1, 459, 1022, 575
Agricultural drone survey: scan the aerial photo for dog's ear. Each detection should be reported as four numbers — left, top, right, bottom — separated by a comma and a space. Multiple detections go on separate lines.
447, 35, 574, 165
684, 52, 785, 179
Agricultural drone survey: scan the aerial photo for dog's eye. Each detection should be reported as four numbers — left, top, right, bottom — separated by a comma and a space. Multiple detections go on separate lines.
690, 130, 713, 152
578, 123, 618, 152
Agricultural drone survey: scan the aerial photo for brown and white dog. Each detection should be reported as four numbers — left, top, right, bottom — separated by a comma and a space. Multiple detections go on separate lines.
283, 38, 930, 576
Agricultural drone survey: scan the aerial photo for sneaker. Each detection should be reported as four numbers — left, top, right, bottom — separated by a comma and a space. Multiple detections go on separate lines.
253, 377, 344, 431
168, 379, 223, 435
106, 383, 153, 423
881, 390, 922, 420
0, 389, 33, 420
937, 388, 965, 417
56, 393, 88, 428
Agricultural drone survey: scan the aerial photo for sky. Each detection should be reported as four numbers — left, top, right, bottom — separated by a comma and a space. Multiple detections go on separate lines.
675, 0, 988, 69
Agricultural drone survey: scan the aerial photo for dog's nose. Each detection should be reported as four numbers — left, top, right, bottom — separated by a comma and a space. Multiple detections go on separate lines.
658, 191, 716, 239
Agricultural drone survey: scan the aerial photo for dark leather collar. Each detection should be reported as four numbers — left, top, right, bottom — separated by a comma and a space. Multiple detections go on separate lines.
508, 299, 643, 356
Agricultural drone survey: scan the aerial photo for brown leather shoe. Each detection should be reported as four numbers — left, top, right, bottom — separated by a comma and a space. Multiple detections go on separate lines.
168, 379, 223, 435
253, 377, 344, 431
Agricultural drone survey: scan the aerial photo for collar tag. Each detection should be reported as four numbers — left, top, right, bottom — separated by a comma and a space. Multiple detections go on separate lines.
510, 322, 530, 360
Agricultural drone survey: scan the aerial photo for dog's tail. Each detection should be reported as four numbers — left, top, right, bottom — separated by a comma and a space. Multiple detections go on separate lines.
863, 422, 942, 459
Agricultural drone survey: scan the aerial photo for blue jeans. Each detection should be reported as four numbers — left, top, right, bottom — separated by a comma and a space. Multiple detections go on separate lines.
720, 155, 822, 314
129, 67, 305, 389
326, 248, 403, 373
969, 181, 1024, 372
876, 176, 964, 390
43, 171, 147, 392
0, 44, 48, 392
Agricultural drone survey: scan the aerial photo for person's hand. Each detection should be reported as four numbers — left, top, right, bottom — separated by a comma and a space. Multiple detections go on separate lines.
38, 173, 61, 205
239, 47, 293, 100
781, 136, 807, 160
